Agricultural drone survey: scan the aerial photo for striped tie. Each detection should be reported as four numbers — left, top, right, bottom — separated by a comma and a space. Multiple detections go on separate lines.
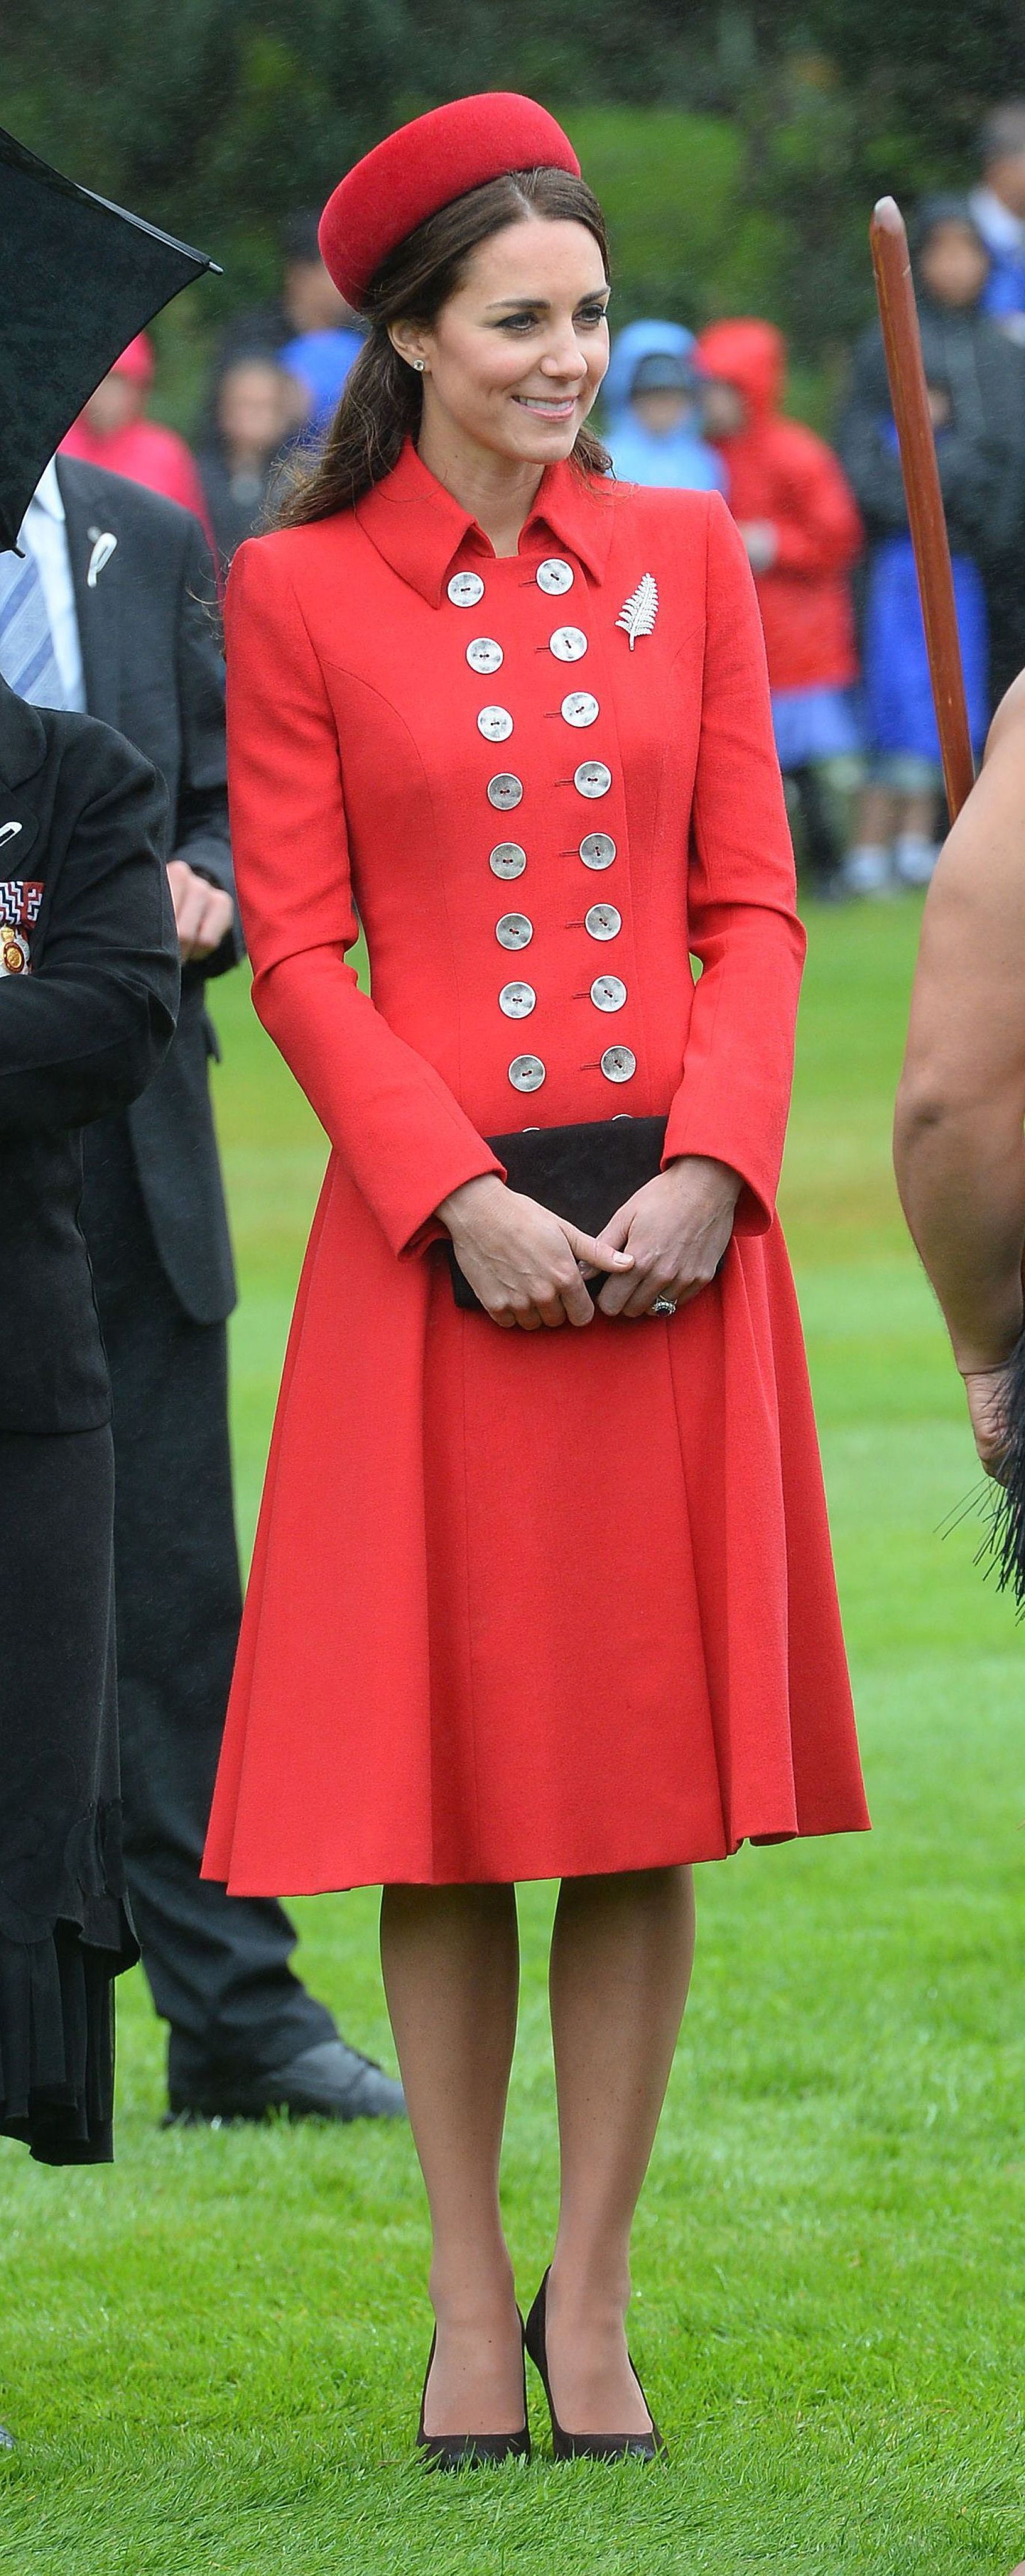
0, 547, 64, 709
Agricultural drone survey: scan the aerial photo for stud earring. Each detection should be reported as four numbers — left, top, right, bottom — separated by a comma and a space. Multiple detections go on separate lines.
411, 358, 426, 373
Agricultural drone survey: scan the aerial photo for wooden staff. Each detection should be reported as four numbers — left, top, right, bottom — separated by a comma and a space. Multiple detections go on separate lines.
869, 195, 976, 821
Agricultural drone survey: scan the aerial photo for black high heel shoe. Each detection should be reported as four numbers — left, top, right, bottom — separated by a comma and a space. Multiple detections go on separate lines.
416, 2315, 532, 2471
524, 2269, 667, 2462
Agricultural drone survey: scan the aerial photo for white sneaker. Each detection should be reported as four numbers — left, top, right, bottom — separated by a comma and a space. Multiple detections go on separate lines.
894, 834, 939, 887
843, 844, 893, 897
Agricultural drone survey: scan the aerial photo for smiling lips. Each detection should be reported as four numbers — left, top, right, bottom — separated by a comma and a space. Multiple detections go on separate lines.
513, 393, 580, 420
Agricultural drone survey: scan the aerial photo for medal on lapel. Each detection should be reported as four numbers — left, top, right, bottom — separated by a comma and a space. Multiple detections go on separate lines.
1, 924, 30, 974
0, 876, 43, 975
616, 574, 659, 648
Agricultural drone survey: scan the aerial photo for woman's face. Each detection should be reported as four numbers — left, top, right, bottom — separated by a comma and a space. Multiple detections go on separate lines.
391, 216, 610, 466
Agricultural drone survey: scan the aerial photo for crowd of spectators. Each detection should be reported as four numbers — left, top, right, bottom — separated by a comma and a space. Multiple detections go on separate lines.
57, 102, 1025, 900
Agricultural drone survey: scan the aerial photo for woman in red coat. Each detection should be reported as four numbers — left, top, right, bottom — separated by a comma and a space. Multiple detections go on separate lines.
203, 95, 868, 2465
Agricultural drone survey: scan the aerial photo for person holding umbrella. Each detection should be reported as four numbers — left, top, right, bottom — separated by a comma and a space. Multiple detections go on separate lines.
0, 127, 189, 2239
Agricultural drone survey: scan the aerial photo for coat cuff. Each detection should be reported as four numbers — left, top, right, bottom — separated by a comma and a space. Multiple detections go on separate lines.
395, 1142, 508, 1260
660, 1096, 777, 1236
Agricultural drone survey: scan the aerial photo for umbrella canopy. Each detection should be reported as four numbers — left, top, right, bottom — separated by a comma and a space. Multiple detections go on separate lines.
0, 125, 218, 551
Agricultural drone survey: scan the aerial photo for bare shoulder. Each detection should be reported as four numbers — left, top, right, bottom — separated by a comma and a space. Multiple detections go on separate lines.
921, 675, 1025, 947
982, 668, 1025, 765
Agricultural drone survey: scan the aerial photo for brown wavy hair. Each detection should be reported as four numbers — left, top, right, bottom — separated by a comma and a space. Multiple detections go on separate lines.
277, 166, 610, 526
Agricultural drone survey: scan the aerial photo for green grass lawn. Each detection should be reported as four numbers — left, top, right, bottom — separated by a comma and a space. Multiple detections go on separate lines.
2, 901, 1024, 2574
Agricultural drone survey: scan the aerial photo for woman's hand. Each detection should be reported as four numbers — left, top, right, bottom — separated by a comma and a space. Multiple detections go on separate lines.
962, 1362, 1015, 1478
437, 1174, 634, 1330
593, 1155, 742, 1319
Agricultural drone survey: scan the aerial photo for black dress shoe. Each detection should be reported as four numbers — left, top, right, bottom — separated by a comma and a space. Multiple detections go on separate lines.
417, 2320, 531, 2471
524, 2270, 667, 2462
163, 2038, 406, 2125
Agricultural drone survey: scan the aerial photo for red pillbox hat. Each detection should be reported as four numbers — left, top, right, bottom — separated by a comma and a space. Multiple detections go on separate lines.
319, 93, 581, 311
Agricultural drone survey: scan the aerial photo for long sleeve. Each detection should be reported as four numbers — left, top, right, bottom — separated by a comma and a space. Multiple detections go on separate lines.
766, 430, 862, 578
225, 539, 504, 1255
0, 731, 179, 1135
170, 513, 241, 983
662, 495, 805, 1231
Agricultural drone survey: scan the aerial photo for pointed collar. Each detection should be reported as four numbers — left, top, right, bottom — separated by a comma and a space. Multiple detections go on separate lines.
355, 437, 615, 604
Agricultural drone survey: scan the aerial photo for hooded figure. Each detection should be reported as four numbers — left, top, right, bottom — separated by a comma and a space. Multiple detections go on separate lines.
840, 198, 1025, 575
839, 196, 1025, 890
602, 318, 724, 493
697, 319, 862, 701
697, 319, 863, 893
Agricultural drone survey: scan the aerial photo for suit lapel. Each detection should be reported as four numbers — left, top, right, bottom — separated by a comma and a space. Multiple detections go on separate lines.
57, 462, 124, 728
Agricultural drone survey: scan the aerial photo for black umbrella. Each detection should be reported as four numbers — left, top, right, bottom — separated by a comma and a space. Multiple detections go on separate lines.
0, 125, 219, 551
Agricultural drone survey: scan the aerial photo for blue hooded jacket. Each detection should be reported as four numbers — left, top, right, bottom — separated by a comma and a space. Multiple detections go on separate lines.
602, 320, 725, 494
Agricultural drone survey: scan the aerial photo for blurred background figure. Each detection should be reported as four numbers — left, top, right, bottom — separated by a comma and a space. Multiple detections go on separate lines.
198, 354, 296, 572
60, 333, 214, 547
602, 318, 724, 491
698, 317, 863, 900
213, 210, 364, 444
840, 196, 1025, 892
969, 101, 1025, 337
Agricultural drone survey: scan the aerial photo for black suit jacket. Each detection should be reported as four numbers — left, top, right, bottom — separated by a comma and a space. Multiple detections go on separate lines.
57, 458, 239, 1325
0, 680, 179, 1433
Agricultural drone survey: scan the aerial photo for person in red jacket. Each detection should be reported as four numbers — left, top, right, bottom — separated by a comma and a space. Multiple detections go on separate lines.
204, 98, 868, 2465
697, 318, 864, 897
61, 333, 215, 553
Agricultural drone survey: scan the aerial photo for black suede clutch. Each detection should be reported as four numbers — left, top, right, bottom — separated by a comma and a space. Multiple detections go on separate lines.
447, 1114, 669, 1312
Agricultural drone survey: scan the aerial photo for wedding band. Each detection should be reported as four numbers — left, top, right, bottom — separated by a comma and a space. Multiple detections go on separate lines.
650, 1297, 677, 1317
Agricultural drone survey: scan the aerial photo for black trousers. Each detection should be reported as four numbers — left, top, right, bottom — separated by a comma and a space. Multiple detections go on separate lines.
81, 1120, 334, 2093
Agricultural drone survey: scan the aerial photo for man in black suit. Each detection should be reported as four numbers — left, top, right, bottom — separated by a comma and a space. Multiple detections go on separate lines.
12, 456, 403, 2124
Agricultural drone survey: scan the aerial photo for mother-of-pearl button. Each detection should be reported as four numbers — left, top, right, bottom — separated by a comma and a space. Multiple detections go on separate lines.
448, 570, 485, 606
487, 774, 523, 809
490, 841, 527, 878
585, 903, 621, 939
467, 636, 503, 674
537, 557, 574, 595
496, 913, 533, 949
477, 705, 513, 742
509, 1054, 546, 1091
580, 832, 616, 868
561, 690, 600, 728
574, 761, 612, 798
499, 981, 536, 1017
601, 1045, 636, 1082
591, 974, 627, 1011
549, 625, 588, 662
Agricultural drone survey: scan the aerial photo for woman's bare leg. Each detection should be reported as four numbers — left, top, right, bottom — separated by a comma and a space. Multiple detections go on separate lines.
379, 1882, 523, 2434
544, 1865, 695, 2432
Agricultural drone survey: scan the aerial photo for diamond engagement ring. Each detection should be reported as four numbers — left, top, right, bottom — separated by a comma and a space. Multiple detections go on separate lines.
650, 1297, 677, 1317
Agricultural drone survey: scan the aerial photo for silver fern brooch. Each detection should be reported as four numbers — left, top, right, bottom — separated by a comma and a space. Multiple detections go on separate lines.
616, 572, 658, 647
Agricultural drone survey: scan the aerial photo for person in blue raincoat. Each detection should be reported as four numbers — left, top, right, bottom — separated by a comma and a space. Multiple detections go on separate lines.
603, 319, 724, 493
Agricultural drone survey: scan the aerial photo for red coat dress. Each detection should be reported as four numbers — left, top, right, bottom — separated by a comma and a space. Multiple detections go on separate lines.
203, 439, 868, 1896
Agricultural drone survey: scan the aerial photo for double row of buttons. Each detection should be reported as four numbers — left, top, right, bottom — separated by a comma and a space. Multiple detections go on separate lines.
450, 555, 636, 1095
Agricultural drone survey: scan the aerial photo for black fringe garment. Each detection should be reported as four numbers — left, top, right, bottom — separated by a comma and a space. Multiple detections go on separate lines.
0, 1426, 137, 2164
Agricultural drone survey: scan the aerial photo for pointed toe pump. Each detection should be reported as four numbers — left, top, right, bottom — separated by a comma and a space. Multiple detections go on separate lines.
524, 2270, 668, 2463
416, 2320, 532, 2471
